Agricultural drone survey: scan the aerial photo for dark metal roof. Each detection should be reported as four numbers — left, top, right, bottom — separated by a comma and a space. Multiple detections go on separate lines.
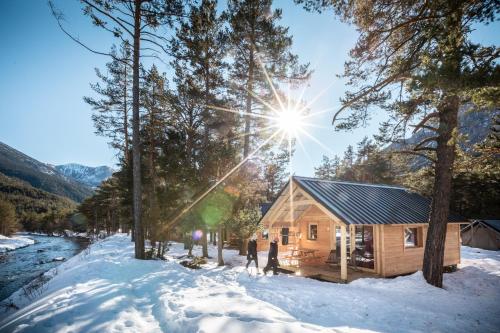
260, 203, 272, 216
481, 220, 500, 233
293, 176, 465, 225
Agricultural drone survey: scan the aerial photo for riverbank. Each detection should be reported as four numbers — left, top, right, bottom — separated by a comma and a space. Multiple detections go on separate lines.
0, 235, 35, 253
0, 233, 499, 332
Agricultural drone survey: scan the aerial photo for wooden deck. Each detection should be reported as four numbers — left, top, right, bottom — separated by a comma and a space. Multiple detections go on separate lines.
279, 263, 379, 283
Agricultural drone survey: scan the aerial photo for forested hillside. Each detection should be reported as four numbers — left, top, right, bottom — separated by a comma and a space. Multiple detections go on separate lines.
0, 142, 93, 202
0, 172, 77, 232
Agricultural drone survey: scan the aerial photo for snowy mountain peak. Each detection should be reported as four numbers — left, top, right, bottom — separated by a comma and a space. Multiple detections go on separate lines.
55, 163, 114, 188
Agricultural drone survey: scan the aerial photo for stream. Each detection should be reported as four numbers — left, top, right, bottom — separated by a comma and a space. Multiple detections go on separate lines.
0, 234, 89, 302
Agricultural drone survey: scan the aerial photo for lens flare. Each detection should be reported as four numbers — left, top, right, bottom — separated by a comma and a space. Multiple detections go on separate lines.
192, 230, 203, 241
276, 108, 304, 136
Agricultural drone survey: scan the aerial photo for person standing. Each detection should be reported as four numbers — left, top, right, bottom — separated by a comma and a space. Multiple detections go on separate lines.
263, 236, 279, 275
246, 236, 258, 270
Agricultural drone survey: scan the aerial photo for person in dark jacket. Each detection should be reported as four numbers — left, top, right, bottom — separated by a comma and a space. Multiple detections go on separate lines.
263, 237, 280, 275
246, 237, 258, 269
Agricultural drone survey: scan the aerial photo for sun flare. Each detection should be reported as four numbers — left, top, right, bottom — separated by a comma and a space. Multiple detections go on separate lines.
275, 107, 304, 136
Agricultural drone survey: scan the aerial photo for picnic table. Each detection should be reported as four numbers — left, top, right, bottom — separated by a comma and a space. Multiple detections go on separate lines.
283, 248, 321, 266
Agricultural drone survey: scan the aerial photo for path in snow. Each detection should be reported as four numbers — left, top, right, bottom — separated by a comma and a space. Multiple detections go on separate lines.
0, 234, 499, 333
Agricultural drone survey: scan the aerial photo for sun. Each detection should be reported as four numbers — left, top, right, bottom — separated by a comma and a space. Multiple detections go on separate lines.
275, 107, 304, 136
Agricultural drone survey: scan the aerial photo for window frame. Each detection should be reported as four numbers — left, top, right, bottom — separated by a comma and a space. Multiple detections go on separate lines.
404, 227, 422, 248
308, 223, 318, 241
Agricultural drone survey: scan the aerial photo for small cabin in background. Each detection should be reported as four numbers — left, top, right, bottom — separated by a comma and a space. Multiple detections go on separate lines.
257, 176, 465, 283
461, 220, 500, 250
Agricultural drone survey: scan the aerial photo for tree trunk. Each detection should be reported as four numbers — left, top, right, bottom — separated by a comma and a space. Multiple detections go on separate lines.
239, 238, 248, 256
123, 62, 130, 163
217, 224, 224, 266
243, 48, 254, 158
422, 96, 459, 287
202, 226, 209, 258
132, 0, 145, 260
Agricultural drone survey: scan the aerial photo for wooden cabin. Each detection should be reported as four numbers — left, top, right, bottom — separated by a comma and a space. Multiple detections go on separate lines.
257, 176, 465, 283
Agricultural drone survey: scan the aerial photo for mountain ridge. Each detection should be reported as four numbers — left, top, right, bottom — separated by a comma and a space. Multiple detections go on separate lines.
0, 141, 93, 202
55, 163, 114, 188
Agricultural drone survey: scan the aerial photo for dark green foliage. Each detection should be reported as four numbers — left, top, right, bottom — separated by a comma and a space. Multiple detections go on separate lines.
0, 198, 18, 236
0, 172, 77, 233
0, 142, 93, 202
314, 137, 394, 185
85, 42, 132, 161
263, 150, 289, 201
314, 155, 340, 181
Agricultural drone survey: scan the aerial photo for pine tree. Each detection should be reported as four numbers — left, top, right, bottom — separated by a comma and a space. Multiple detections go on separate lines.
263, 150, 289, 201
227, 0, 311, 158
314, 155, 339, 180
339, 145, 355, 181
169, 0, 235, 258
85, 43, 132, 163
141, 65, 169, 247
51, 0, 184, 259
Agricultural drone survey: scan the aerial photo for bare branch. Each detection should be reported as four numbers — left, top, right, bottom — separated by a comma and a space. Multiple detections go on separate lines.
81, 0, 134, 37
410, 124, 438, 132
412, 112, 439, 134
48, 1, 131, 66
414, 136, 439, 151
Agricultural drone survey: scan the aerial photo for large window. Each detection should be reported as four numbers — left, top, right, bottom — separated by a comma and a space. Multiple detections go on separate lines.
404, 227, 421, 248
308, 224, 318, 240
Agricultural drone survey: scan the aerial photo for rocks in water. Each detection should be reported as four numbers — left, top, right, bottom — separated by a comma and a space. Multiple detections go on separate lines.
37, 257, 65, 265
37, 249, 45, 253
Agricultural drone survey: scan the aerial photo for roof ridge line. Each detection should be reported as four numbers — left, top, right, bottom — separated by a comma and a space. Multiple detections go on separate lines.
293, 176, 407, 190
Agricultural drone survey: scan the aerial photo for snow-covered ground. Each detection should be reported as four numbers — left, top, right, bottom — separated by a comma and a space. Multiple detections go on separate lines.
0, 234, 499, 333
0, 235, 35, 253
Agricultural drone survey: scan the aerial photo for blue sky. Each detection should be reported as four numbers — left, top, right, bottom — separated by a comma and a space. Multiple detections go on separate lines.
0, 1, 498, 176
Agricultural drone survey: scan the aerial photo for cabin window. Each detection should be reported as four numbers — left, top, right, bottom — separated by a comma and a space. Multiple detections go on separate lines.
308, 224, 318, 240
262, 229, 269, 240
281, 228, 289, 245
404, 227, 421, 248
354, 226, 374, 269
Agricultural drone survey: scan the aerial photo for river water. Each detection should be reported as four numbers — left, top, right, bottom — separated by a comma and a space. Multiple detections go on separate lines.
0, 234, 89, 302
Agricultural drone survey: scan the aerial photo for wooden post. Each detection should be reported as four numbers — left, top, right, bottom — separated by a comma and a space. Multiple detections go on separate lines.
330, 220, 336, 250
341, 225, 347, 282
350, 225, 356, 263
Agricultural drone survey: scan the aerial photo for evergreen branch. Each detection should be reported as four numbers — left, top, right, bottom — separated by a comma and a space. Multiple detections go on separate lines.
332, 67, 416, 125
391, 150, 436, 164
